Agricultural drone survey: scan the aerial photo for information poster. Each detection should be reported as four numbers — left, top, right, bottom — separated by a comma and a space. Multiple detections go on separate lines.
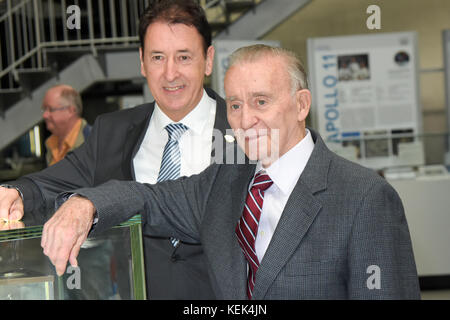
211, 40, 280, 99
307, 32, 424, 169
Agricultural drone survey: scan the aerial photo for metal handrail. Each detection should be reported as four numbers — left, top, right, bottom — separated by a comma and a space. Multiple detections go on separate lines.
0, 0, 256, 90
0, 0, 147, 89
0, 0, 32, 22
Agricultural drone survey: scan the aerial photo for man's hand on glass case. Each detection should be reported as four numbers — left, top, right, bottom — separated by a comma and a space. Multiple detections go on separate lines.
41, 196, 96, 276
0, 186, 24, 229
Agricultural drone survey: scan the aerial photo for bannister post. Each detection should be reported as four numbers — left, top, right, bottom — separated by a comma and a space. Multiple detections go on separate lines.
33, 0, 42, 68
7, 0, 16, 87
61, 0, 68, 44
48, 0, 56, 43
87, 0, 97, 56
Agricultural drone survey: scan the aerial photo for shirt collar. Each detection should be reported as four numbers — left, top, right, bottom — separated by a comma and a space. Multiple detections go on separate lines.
153, 89, 215, 135
255, 129, 315, 195
46, 118, 82, 150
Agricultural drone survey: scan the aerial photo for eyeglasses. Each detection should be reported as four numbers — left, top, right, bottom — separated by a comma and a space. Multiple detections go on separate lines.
41, 105, 70, 113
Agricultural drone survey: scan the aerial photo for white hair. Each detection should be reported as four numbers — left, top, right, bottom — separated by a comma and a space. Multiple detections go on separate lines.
228, 44, 309, 96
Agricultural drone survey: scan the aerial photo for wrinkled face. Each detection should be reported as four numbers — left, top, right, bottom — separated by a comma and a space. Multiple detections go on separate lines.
224, 55, 310, 167
140, 21, 214, 121
41, 88, 76, 136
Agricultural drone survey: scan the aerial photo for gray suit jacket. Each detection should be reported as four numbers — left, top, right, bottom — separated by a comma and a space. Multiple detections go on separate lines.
70, 129, 421, 299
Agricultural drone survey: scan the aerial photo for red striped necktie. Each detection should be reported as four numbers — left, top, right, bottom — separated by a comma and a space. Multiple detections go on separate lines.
235, 171, 273, 299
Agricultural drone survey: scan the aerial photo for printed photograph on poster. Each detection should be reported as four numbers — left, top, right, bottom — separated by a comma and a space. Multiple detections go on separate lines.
342, 138, 362, 159
394, 51, 410, 66
338, 54, 370, 81
340, 131, 361, 159
364, 130, 389, 158
392, 128, 414, 155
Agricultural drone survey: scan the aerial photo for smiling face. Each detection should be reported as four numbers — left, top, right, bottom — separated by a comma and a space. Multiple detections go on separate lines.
139, 21, 215, 122
224, 54, 311, 167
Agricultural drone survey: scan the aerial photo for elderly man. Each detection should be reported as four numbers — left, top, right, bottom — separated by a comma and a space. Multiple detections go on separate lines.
0, 0, 228, 299
41, 45, 420, 300
41, 85, 91, 166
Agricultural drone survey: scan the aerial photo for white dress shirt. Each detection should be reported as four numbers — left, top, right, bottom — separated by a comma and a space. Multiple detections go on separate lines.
133, 89, 217, 183
253, 129, 315, 262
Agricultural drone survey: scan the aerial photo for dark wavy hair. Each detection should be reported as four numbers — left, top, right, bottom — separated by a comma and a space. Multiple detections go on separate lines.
139, 0, 212, 56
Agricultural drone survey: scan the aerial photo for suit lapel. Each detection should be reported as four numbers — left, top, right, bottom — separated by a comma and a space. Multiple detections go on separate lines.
124, 89, 223, 178
121, 103, 155, 180
227, 164, 255, 299
202, 164, 255, 299
206, 87, 233, 166
252, 130, 332, 299
207, 87, 230, 136
252, 182, 323, 299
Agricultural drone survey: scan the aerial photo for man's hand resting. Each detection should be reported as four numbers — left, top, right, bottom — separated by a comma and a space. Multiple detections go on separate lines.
0, 186, 24, 222
41, 196, 96, 276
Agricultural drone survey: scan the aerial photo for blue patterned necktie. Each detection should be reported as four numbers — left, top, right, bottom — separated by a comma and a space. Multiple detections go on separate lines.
157, 123, 188, 182
157, 123, 188, 247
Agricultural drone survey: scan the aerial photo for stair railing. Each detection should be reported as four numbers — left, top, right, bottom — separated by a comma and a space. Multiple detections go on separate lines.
0, 0, 256, 91
0, 0, 152, 90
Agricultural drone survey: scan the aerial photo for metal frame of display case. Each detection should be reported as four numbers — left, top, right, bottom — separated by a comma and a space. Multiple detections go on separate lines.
126, 215, 146, 300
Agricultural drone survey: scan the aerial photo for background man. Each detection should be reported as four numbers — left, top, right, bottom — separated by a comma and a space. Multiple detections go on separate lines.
0, 0, 226, 299
41, 85, 91, 166
0, 84, 90, 231
42, 45, 421, 299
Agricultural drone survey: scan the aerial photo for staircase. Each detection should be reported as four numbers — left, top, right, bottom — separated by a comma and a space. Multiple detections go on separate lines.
0, 0, 306, 151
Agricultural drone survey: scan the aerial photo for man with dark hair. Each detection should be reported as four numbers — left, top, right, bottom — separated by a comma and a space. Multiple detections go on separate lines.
0, 0, 225, 299
139, 0, 212, 55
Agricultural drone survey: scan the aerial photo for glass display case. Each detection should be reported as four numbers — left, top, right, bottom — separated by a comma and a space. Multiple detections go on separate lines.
0, 215, 146, 300
0, 269, 54, 300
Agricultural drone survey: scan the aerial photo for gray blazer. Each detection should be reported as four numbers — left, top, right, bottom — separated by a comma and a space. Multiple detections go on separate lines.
70, 129, 421, 299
